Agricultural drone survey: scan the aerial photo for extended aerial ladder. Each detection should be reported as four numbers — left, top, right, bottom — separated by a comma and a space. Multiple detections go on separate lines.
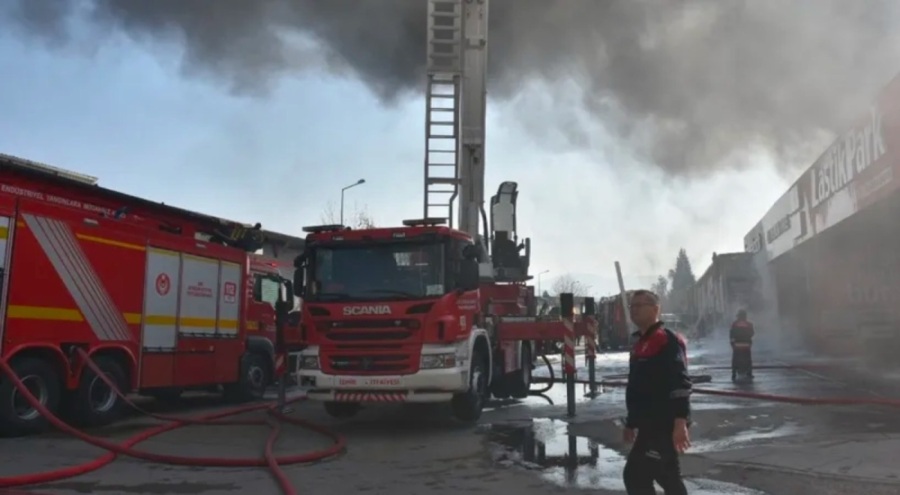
424, 0, 488, 244
424, 0, 533, 283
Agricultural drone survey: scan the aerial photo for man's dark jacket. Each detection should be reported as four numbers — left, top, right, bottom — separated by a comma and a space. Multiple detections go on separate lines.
730, 319, 755, 344
625, 322, 692, 428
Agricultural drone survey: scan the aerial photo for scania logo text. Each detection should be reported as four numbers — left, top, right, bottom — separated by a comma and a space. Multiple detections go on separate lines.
342, 305, 392, 316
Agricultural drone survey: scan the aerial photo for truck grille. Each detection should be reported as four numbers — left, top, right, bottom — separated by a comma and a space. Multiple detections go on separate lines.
320, 318, 418, 343
326, 330, 413, 342
322, 348, 420, 375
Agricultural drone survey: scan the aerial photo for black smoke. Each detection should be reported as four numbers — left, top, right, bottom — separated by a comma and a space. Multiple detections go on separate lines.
4, 0, 900, 175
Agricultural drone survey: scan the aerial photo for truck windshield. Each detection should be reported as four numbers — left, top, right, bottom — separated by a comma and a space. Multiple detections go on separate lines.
307, 241, 445, 301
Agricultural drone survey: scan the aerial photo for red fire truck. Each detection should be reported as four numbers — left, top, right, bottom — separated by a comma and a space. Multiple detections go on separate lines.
0, 154, 301, 436
598, 292, 633, 350
294, 0, 575, 422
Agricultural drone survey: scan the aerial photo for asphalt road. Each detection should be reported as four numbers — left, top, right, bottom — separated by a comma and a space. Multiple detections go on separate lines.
3, 338, 900, 495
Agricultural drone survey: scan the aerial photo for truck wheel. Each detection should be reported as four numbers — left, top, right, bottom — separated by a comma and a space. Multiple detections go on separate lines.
0, 357, 62, 437
324, 401, 361, 419
508, 344, 533, 399
224, 352, 269, 403
69, 355, 128, 427
451, 347, 489, 423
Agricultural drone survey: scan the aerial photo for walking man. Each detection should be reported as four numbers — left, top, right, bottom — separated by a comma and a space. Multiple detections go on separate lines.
622, 289, 692, 494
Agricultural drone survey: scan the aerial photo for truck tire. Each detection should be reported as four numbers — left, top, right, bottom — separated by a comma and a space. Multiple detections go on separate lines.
69, 355, 128, 427
508, 344, 533, 399
324, 401, 361, 419
0, 357, 62, 437
224, 352, 269, 403
451, 347, 489, 423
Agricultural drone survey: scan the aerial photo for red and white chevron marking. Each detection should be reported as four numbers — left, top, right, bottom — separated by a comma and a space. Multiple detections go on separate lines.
563, 318, 576, 374
275, 354, 286, 376
585, 317, 598, 359
334, 392, 408, 402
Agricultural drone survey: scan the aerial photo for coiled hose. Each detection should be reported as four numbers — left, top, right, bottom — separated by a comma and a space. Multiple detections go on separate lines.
0, 350, 346, 495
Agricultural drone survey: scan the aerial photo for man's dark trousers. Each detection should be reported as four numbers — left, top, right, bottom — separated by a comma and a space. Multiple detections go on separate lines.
623, 423, 687, 495
732, 347, 753, 376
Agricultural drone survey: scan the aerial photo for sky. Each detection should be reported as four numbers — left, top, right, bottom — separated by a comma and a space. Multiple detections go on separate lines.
1, 1, 899, 297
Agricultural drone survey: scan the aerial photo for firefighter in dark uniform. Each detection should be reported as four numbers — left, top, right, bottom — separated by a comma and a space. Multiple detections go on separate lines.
730, 309, 755, 380
622, 289, 692, 495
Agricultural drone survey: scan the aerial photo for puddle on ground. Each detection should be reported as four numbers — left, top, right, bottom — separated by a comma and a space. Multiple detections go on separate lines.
486, 418, 768, 494
690, 421, 808, 454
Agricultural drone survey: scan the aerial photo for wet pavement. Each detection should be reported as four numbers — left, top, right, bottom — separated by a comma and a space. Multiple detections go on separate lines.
3, 338, 900, 494
485, 417, 766, 494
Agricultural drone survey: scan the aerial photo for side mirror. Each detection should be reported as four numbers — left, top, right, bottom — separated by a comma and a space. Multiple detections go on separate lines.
458, 259, 480, 292
292, 268, 305, 297
462, 244, 479, 261
275, 298, 292, 315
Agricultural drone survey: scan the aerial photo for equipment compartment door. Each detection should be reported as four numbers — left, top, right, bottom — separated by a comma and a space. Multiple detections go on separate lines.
139, 247, 181, 388
0, 194, 17, 354
214, 261, 242, 382
173, 253, 221, 387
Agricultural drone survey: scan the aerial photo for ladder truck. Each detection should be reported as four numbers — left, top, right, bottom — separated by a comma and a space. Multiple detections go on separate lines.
0, 154, 301, 436
294, 0, 576, 421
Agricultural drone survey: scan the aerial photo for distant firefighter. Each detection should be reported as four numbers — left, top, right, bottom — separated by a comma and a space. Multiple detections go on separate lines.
729, 309, 755, 381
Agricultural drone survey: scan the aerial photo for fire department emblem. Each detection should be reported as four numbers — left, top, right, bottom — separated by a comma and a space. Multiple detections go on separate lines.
223, 282, 237, 304
155, 273, 170, 296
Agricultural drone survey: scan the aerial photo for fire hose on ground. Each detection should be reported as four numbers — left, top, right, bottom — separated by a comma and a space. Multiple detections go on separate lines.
529, 357, 900, 408
0, 349, 347, 495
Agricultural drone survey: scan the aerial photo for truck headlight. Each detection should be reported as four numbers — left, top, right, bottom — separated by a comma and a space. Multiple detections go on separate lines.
421, 353, 457, 369
299, 356, 319, 370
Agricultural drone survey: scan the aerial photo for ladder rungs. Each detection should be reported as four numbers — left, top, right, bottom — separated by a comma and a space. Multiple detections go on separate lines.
429, 74, 457, 81
427, 178, 459, 185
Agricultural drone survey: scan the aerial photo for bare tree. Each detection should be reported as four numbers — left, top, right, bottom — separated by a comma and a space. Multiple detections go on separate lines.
651, 275, 670, 307
320, 200, 376, 229
551, 274, 591, 296
319, 201, 339, 225
352, 207, 376, 229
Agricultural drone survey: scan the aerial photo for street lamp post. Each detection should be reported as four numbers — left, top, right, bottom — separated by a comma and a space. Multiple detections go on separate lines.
537, 269, 550, 296
340, 178, 366, 226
